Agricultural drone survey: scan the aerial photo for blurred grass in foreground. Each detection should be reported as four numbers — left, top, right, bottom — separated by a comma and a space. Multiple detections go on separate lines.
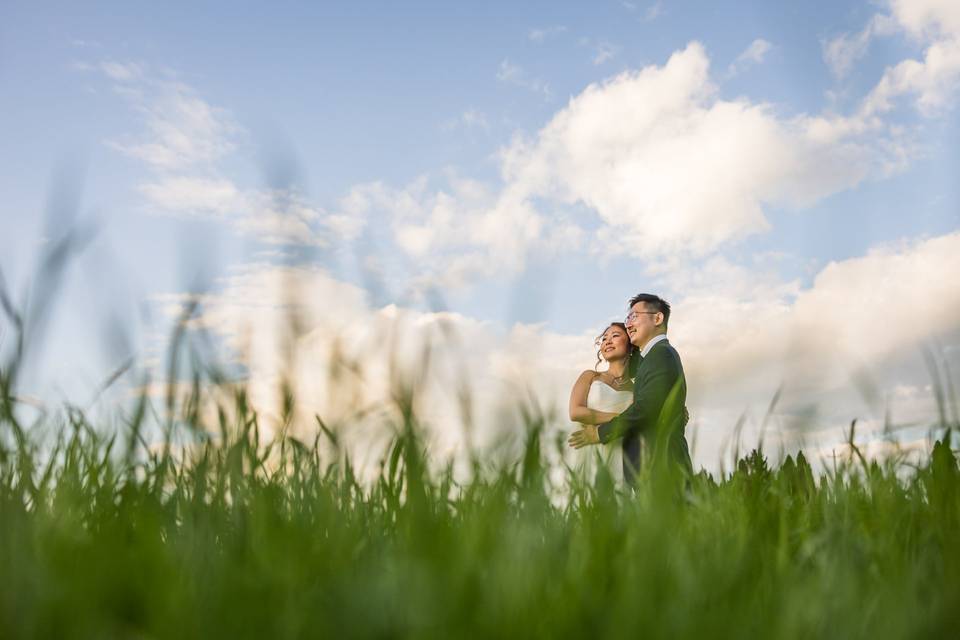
2, 205, 959, 639
1, 373, 959, 638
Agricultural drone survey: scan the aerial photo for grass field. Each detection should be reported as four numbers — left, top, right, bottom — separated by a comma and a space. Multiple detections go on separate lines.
2, 243, 959, 638
2, 380, 959, 639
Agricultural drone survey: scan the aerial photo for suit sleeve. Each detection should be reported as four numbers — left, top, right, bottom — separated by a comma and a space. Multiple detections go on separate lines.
597, 357, 678, 444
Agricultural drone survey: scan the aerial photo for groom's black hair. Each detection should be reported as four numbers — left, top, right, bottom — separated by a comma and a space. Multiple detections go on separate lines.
629, 293, 671, 329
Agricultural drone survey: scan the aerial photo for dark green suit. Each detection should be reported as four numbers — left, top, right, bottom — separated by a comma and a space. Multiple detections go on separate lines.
597, 337, 692, 485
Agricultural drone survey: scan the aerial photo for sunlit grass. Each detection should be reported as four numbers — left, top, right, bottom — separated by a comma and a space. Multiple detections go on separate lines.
1, 376, 959, 638
2, 219, 959, 638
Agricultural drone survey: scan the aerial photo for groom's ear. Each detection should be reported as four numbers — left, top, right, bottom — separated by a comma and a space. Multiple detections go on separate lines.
654, 311, 664, 326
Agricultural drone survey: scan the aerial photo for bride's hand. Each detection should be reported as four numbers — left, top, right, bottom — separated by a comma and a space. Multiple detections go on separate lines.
568, 425, 600, 449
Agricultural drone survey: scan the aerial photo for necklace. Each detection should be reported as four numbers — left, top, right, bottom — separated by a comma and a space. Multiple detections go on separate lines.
601, 370, 627, 389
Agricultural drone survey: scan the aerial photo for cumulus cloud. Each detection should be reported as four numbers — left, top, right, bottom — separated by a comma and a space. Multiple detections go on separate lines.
826, 0, 960, 117
152, 261, 597, 474
334, 173, 581, 292
890, 0, 960, 39
76, 18, 960, 475
314, 37, 926, 288
403, 26, 954, 281
652, 231, 960, 466
98, 34, 940, 288
675, 232, 960, 400
155, 228, 960, 475
499, 42, 876, 257
860, 37, 960, 117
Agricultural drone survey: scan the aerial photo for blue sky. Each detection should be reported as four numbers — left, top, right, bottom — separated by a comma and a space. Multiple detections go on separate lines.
2, 0, 959, 468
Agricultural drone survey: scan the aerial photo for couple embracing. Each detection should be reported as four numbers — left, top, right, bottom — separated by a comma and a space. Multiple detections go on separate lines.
568, 293, 693, 486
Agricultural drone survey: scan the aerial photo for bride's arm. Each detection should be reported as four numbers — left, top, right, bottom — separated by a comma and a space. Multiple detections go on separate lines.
568, 370, 621, 425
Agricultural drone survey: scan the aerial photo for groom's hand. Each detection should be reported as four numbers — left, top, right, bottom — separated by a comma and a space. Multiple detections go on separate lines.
568, 425, 600, 449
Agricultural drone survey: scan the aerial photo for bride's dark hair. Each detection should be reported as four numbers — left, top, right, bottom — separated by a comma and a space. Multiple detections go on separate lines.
594, 322, 638, 378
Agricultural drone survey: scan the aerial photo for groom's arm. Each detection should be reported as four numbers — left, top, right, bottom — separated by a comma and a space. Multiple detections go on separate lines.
597, 364, 677, 444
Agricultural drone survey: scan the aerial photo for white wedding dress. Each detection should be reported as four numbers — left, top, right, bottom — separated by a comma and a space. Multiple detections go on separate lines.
585, 379, 633, 483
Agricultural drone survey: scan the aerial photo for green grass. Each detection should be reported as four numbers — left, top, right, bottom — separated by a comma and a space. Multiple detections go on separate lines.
2, 387, 959, 639
2, 241, 959, 638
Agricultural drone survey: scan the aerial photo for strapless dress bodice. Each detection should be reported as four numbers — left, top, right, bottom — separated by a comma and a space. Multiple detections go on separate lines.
586, 380, 633, 414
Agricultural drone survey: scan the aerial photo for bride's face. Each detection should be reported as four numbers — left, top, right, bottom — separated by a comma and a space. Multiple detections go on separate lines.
598, 326, 630, 362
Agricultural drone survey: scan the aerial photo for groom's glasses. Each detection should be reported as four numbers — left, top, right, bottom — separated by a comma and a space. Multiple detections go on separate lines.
625, 311, 658, 322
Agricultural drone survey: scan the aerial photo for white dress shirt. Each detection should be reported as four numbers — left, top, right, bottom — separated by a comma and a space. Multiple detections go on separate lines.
639, 333, 669, 358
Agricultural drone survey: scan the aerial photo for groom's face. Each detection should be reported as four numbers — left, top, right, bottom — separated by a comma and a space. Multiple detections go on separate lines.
625, 302, 661, 347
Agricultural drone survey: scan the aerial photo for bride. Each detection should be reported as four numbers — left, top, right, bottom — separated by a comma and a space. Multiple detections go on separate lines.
567, 322, 635, 483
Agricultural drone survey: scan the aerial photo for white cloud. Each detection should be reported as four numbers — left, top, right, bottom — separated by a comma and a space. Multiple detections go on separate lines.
577, 37, 620, 66
675, 232, 960, 399
826, 1, 960, 117
102, 65, 239, 171
75, 22, 959, 477
441, 108, 490, 132
496, 59, 522, 83
404, 18, 954, 289
139, 176, 364, 247
97, 38, 940, 292
139, 176, 242, 215
890, 0, 960, 40
617, 0, 663, 20
70, 39, 103, 49
498, 42, 876, 257
727, 38, 773, 76
314, 38, 925, 289
333, 173, 579, 292
97, 63, 364, 248
100, 61, 144, 82
151, 262, 597, 475
860, 37, 960, 117
669, 233, 960, 468
528, 25, 567, 43
153, 228, 960, 476
593, 41, 618, 66
823, 15, 897, 79
461, 108, 489, 130
740, 39, 773, 64
496, 59, 552, 98
69, 61, 96, 72
641, 2, 663, 22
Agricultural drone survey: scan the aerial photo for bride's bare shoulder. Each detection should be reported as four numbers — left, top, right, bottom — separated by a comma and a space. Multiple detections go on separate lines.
572, 370, 598, 391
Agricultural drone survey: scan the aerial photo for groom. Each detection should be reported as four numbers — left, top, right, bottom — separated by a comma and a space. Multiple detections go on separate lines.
569, 293, 692, 485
